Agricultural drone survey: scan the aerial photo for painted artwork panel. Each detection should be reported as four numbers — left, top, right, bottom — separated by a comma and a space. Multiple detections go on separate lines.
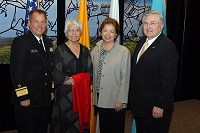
0, 0, 57, 64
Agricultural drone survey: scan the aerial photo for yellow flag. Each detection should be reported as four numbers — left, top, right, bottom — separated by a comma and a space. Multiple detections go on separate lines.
78, 2, 93, 132
78, 0, 90, 50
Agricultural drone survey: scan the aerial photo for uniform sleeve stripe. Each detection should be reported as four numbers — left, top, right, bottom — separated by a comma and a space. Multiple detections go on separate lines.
15, 86, 27, 91
16, 89, 28, 97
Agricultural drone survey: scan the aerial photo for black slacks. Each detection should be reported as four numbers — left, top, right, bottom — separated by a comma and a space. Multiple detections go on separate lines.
14, 105, 50, 133
98, 107, 126, 133
135, 112, 172, 133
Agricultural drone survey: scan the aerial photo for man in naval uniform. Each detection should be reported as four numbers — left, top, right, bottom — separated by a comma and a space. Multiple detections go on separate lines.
10, 9, 54, 133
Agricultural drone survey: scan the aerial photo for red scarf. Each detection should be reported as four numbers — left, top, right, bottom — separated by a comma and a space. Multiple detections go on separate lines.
72, 73, 91, 133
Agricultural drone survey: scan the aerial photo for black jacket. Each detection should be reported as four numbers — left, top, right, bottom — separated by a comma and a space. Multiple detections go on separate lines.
10, 31, 54, 108
129, 33, 179, 118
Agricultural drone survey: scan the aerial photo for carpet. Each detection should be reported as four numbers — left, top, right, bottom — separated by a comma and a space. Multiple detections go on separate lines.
1, 99, 200, 133
125, 99, 200, 133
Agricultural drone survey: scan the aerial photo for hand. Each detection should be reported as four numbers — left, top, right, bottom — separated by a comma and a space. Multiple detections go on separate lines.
114, 101, 123, 112
70, 77, 74, 85
63, 77, 74, 85
152, 106, 164, 118
20, 99, 30, 107
51, 92, 54, 100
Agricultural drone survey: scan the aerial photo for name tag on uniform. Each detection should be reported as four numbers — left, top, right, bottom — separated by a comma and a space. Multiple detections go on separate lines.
30, 49, 38, 53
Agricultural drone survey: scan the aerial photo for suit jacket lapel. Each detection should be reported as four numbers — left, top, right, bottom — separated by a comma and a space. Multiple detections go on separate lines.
43, 37, 48, 52
43, 37, 50, 58
132, 37, 146, 69
133, 33, 164, 71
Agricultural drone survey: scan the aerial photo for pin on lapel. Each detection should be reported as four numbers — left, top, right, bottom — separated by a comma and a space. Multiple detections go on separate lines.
49, 47, 53, 52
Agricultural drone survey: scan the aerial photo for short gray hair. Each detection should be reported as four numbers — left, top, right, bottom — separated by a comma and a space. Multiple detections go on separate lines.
64, 18, 82, 34
142, 10, 164, 26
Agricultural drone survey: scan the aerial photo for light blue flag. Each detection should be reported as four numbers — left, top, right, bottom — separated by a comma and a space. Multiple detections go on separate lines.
151, 0, 167, 36
132, 119, 137, 133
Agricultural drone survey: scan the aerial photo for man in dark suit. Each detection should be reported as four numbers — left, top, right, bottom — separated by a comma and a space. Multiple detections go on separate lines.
129, 10, 179, 133
10, 10, 54, 133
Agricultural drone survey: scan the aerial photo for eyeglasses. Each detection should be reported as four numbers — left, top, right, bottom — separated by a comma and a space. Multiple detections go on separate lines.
143, 22, 160, 27
67, 29, 81, 33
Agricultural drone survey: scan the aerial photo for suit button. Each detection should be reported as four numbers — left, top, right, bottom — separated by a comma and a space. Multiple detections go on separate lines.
102, 75, 104, 77
101, 87, 103, 89
51, 63, 53, 65
17, 84, 21, 88
44, 64, 46, 66
45, 83, 47, 85
45, 73, 47, 76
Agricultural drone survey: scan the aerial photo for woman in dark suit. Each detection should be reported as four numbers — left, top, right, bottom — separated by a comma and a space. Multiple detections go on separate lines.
129, 10, 179, 133
50, 18, 93, 133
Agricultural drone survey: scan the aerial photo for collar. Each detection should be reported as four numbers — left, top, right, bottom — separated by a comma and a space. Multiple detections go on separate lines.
147, 32, 161, 46
33, 34, 43, 42
96, 39, 117, 52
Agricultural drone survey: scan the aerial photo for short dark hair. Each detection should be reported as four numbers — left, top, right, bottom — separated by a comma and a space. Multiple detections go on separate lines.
100, 17, 120, 41
29, 10, 47, 21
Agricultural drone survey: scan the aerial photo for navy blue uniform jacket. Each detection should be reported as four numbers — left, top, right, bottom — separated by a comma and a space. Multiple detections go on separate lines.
10, 31, 54, 108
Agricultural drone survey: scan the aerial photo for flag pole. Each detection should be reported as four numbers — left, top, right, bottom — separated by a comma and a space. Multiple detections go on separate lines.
37, 0, 40, 10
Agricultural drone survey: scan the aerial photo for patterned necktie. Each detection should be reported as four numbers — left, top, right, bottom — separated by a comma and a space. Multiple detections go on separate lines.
139, 40, 148, 59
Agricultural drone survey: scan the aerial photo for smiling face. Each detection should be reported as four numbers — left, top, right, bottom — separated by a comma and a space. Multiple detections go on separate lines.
143, 14, 164, 40
101, 23, 117, 44
66, 23, 81, 42
28, 12, 47, 38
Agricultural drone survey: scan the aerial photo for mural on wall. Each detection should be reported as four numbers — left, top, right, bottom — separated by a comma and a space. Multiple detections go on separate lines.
123, 0, 151, 41
66, 0, 109, 44
0, 0, 152, 64
0, 0, 57, 64
65, 0, 152, 53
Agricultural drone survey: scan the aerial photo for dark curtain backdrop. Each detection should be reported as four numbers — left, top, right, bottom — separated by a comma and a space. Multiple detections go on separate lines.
178, 0, 200, 101
167, 0, 200, 101
0, 0, 200, 131
167, 0, 185, 101
0, 65, 16, 131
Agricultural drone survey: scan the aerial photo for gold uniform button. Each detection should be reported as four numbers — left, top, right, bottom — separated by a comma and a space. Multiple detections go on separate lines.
45, 83, 47, 85
45, 73, 47, 76
51, 63, 53, 65
44, 64, 46, 66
